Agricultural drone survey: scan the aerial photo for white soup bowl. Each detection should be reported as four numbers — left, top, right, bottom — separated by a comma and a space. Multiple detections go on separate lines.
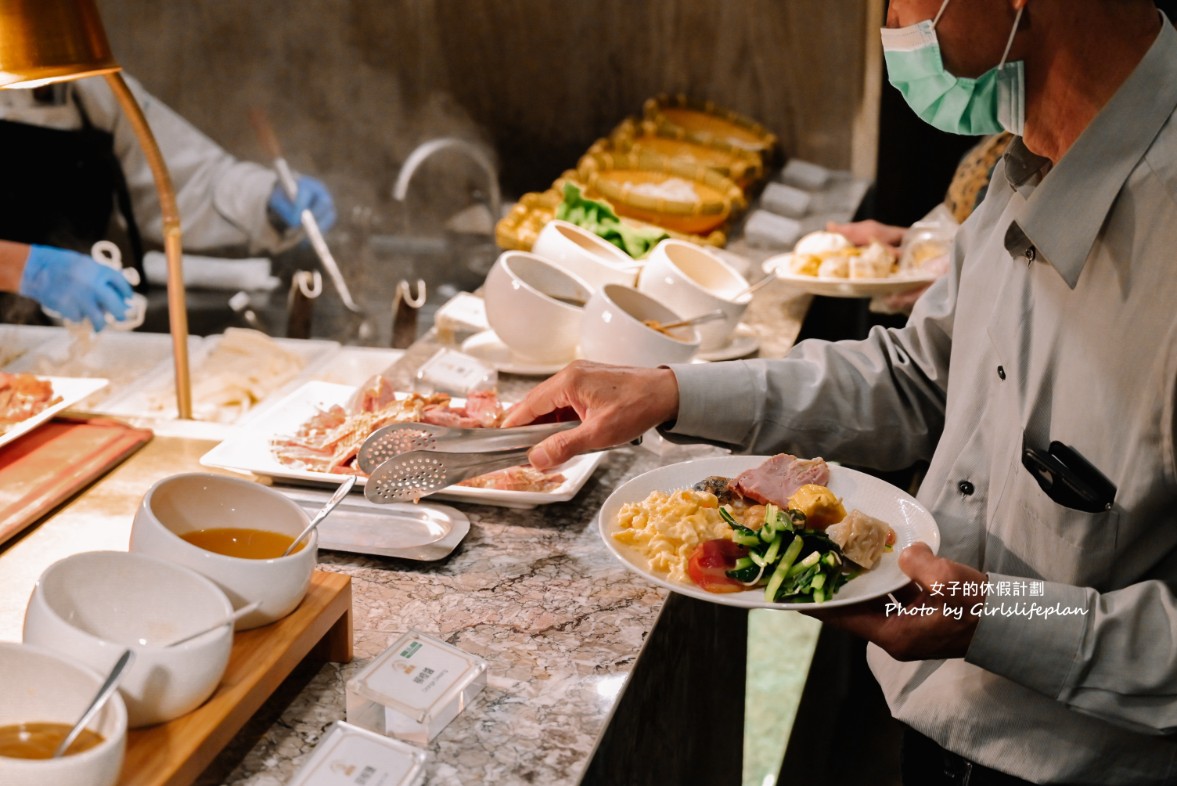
637, 239, 751, 352
129, 472, 316, 631
0, 641, 127, 786
531, 219, 642, 291
22, 550, 234, 728
483, 250, 592, 363
580, 283, 700, 367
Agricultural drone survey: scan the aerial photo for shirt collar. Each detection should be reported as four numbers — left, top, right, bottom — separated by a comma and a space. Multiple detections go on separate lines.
1003, 16, 1177, 288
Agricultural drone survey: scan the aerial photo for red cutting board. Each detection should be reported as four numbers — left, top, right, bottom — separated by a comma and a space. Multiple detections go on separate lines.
0, 416, 153, 547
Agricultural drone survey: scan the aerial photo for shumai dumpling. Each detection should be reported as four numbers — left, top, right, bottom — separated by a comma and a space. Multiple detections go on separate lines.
826, 509, 894, 569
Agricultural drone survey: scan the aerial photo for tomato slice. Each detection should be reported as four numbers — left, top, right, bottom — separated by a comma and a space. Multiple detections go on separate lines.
686, 539, 748, 593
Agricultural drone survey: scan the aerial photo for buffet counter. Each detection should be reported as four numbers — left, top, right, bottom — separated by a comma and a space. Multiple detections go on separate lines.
0, 229, 825, 786
0, 416, 791, 785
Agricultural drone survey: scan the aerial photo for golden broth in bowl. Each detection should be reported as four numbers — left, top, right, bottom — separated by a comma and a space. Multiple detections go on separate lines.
0, 722, 104, 760
180, 527, 304, 559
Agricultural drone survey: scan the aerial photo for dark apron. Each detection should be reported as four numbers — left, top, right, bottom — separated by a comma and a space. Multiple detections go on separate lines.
0, 86, 146, 325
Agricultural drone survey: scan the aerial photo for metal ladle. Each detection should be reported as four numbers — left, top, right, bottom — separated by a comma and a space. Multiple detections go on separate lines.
52, 648, 134, 758
282, 474, 357, 556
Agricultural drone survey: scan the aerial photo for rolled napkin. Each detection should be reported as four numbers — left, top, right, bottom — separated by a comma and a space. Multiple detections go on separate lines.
744, 209, 802, 249
760, 182, 813, 218
143, 251, 280, 291
779, 159, 832, 190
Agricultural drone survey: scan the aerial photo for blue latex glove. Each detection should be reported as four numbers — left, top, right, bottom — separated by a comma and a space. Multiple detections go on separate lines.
18, 244, 133, 331
267, 175, 337, 233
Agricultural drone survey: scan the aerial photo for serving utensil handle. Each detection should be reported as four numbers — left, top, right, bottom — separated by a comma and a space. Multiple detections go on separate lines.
53, 648, 134, 759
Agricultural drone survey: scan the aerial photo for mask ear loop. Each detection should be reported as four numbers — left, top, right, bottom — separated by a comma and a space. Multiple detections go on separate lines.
932, 0, 952, 27
998, 6, 1025, 67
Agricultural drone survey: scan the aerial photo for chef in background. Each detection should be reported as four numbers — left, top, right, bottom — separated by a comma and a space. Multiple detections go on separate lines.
0, 74, 335, 330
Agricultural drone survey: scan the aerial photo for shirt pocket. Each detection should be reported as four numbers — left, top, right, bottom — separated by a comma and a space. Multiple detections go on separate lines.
994, 451, 1119, 588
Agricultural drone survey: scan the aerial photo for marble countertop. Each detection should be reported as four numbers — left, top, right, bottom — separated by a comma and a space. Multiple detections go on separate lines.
224, 445, 674, 786
0, 429, 712, 786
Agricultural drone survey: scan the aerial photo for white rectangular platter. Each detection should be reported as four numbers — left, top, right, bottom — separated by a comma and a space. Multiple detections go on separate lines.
200, 380, 606, 509
0, 325, 68, 370
0, 376, 110, 450
7, 329, 205, 410
100, 334, 339, 424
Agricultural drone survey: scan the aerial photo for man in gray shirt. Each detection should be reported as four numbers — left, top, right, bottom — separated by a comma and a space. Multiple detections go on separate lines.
504, 1, 1177, 782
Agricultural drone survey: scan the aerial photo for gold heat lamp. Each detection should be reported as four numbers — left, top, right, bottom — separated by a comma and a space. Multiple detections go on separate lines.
0, 0, 192, 418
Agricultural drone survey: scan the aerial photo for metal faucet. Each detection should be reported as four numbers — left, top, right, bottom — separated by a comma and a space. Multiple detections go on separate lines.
392, 136, 502, 225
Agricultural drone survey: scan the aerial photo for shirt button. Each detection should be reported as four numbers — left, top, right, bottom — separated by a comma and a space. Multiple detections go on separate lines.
997, 365, 1006, 380
1025, 246, 1037, 263
958, 480, 975, 496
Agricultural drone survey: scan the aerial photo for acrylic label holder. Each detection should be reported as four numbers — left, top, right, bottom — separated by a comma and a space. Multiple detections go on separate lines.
346, 630, 488, 745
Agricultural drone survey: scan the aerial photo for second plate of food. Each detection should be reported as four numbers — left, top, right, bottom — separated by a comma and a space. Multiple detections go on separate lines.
762, 257, 939, 298
598, 454, 939, 609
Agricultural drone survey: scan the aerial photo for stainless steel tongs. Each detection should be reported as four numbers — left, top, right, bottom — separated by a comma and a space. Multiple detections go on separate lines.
363, 439, 631, 504
364, 445, 538, 503
356, 420, 579, 474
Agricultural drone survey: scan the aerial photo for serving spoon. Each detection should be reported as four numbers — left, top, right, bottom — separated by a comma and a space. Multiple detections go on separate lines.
52, 648, 134, 758
642, 309, 726, 335
731, 273, 777, 300
161, 601, 262, 647
282, 474, 357, 556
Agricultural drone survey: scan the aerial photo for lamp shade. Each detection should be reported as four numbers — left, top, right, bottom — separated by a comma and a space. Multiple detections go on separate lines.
0, 0, 120, 88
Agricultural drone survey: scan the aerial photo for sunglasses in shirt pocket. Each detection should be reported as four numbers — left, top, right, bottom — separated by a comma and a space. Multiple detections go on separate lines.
1021, 441, 1116, 513
1003, 440, 1118, 586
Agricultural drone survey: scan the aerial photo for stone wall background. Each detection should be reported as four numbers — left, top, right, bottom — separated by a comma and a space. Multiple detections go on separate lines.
96, 0, 880, 230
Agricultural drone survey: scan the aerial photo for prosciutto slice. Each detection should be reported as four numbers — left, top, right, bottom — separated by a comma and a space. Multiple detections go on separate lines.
730, 453, 830, 508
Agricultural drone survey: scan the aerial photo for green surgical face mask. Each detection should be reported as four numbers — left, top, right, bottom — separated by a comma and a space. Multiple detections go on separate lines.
881, 0, 1025, 136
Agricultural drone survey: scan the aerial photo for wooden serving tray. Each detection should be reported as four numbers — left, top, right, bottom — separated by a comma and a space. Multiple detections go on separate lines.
0, 416, 153, 548
119, 570, 353, 786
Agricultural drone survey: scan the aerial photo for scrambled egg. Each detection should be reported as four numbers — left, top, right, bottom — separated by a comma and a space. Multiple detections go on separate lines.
613, 489, 730, 583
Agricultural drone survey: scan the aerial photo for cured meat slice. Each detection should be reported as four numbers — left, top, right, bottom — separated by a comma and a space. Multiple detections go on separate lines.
346, 374, 398, 414
0, 372, 60, 431
464, 389, 504, 427
730, 453, 829, 508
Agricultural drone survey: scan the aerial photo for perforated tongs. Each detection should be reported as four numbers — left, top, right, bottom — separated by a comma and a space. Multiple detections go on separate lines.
361, 420, 628, 504
365, 444, 544, 503
363, 436, 633, 504
356, 420, 579, 475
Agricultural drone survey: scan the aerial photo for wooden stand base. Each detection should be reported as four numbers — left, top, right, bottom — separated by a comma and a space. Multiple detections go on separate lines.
120, 570, 353, 786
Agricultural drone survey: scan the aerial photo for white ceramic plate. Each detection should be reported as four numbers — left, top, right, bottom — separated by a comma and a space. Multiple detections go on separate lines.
277, 487, 469, 561
0, 376, 109, 450
695, 323, 760, 362
460, 330, 573, 377
200, 380, 606, 509
763, 254, 939, 298
598, 455, 940, 609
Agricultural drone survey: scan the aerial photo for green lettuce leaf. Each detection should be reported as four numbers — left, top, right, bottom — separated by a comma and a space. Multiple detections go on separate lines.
554, 182, 668, 259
